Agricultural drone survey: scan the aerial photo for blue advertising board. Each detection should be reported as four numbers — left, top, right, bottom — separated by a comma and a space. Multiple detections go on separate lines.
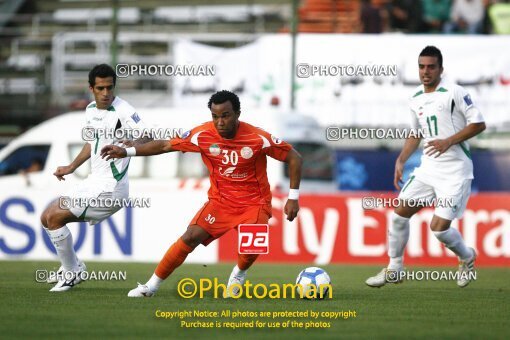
336, 150, 510, 192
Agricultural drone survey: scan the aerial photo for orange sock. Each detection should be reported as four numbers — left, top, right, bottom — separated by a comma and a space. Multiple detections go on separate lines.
237, 254, 259, 270
155, 238, 193, 280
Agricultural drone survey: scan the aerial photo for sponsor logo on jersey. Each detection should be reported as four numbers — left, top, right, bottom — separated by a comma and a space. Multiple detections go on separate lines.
182, 130, 191, 139
130, 112, 141, 123
209, 143, 221, 156
463, 94, 473, 106
231, 172, 248, 179
241, 146, 253, 159
219, 166, 236, 177
271, 135, 282, 145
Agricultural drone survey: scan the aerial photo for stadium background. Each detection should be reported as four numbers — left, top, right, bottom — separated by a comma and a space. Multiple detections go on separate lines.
0, 0, 509, 338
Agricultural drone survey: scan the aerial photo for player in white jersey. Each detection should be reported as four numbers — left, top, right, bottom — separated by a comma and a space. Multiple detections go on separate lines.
40, 64, 150, 292
366, 46, 486, 288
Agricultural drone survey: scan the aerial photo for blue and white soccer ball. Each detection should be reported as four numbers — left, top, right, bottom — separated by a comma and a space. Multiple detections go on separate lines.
296, 267, 331, 299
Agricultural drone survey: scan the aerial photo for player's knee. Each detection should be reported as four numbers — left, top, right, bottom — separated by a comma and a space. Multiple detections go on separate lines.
429, 216, 451, 232
394, 205, 418, 219
40, 210, 48, 228
180, 233, 200, 249
181, 225, 209, 249
46, 210, 63, 230
40, 214, 47, 228
430, 223, 443, 232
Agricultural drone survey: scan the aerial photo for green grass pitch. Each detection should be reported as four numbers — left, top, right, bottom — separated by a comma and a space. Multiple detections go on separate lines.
0, 262, 508, 339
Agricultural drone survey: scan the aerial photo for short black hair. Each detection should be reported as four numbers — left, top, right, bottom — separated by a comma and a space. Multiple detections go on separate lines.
88, 64, 116, 87
419, 46, 443, 68
208, 90, 240, 112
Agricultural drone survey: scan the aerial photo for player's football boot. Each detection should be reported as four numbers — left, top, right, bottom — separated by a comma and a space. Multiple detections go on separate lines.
365, 267, 404, 287
224, 267, 247, 298
49, 261, 87, 292
127, 283, 155, 297
457, 247, 477, 288
46, 260, 85, 284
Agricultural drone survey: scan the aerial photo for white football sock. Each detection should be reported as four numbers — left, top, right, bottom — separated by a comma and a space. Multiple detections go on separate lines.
388, 257, 403, 270
45, 226, 80, 272
232, 265, 246, 277
433, 227, 472, 260
387, 212, 410, 270
146, 273, 163, 292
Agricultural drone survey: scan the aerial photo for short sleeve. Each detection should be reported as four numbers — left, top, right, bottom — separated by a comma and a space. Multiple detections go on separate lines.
454, 86, 484, 124
119, 106, 150, 132
85, 108, 91, 128
409, 108, 420, 130
169, 126, 203, 153
256, 128, 292, 161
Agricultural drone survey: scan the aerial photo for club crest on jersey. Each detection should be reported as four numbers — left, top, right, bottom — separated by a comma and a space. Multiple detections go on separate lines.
271, 135, 282, 145
181, 130, 191, 139
209, 143, 221, 156
130, 112, 140, 123
241, 146, 253, 159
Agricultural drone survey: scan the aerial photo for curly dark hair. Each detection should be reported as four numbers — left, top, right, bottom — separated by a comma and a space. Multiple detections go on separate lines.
207, 90, 240, 112
88, 64, 116, 87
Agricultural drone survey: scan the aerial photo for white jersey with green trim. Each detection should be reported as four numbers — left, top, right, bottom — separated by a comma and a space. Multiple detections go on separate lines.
409, 80, 485, 180
84, 96, 148, 189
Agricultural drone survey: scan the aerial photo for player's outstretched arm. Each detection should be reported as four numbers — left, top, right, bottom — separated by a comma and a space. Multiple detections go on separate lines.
101, 140, 174, 160
394, 136, 421, 190
53, 143, 91, 181
283, 148, 303, 221
425, 122, 486, 158
120, 136, 153, 147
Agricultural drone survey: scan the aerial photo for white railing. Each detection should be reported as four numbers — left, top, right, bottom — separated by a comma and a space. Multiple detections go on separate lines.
0, 4, 289, 37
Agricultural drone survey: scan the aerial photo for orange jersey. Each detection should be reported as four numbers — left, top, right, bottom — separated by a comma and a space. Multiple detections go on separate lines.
170, 121, 292, 207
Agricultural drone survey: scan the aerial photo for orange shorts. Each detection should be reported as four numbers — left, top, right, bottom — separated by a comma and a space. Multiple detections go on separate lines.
190, 200, 271, 246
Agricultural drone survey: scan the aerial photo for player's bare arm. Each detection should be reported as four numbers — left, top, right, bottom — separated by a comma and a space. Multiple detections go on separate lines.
120, 136, 154, 148
133, 136, 154, 146
394, 136, 421, 190
425, 122, 486, 158
54, 143, 91, 181
283, 148, 303, 222
101, 139, 174, 160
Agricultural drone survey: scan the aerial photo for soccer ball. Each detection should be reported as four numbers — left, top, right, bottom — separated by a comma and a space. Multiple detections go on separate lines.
295, 267, 331, 299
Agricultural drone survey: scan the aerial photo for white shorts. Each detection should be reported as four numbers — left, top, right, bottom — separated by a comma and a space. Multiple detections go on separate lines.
65, 178, 128, 225
398, 174, 471, 220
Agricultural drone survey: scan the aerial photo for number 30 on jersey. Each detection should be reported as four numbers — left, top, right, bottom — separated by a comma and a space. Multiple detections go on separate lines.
221, 150, 238, 165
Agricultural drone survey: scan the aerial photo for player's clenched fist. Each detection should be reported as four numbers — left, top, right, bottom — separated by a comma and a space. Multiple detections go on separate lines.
53, 165, 74, 181
284, 199, 299, 221
101, 145, 127, 160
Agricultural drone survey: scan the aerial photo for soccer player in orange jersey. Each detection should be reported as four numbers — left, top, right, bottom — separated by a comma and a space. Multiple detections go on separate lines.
101, 90, 303, 297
